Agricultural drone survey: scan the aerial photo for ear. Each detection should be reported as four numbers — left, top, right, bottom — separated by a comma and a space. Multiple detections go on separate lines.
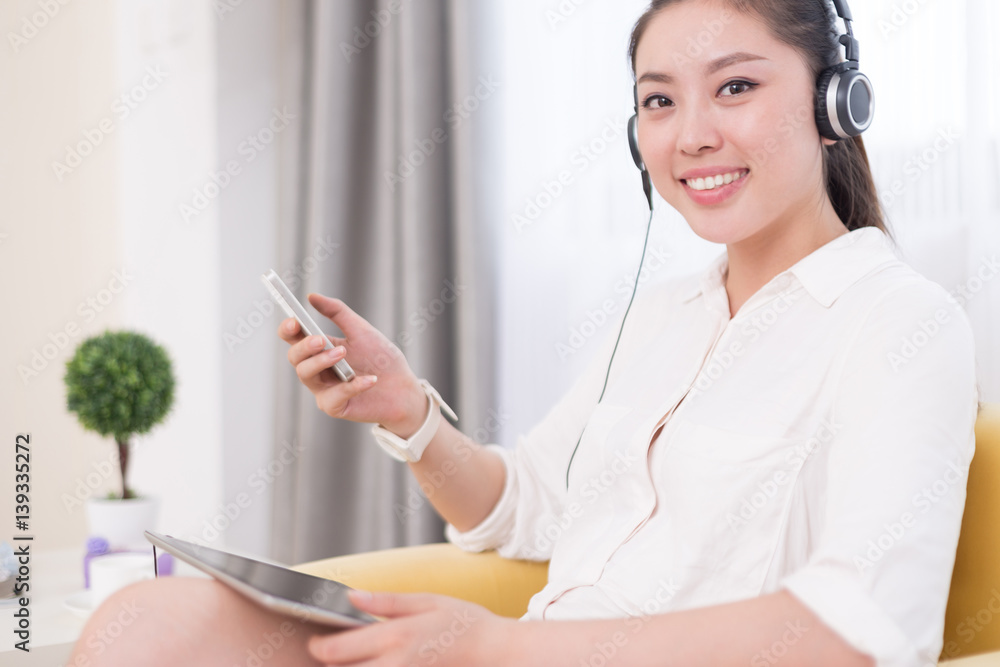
821, 136, 839, 147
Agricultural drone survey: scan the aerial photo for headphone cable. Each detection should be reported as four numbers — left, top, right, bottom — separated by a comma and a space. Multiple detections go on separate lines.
565, 203, 655, 489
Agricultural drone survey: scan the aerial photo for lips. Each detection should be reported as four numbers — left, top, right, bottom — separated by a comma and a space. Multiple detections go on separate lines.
679, 168, 751, 205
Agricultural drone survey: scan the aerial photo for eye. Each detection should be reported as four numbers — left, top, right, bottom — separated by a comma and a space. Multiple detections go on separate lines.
641, 95, 673, 110
719, 80, 758, 97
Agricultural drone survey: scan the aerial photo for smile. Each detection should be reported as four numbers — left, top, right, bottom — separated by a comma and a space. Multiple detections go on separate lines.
682, 169, 749, 191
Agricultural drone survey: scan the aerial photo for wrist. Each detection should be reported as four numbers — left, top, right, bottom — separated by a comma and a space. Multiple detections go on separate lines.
382, 382, 432, 439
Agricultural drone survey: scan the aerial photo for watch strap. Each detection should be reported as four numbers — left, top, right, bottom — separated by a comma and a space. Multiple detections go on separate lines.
370, 379, 457, 462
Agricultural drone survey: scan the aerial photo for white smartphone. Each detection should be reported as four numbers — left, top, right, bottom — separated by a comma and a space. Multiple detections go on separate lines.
261, 269, 356, 382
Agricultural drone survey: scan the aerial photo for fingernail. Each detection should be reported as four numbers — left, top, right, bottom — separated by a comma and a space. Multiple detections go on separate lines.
366, 375, 378, 384
310, 336, 324, 349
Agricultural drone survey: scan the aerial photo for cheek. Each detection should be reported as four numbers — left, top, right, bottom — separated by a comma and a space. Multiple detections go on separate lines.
740, 104, 819, 178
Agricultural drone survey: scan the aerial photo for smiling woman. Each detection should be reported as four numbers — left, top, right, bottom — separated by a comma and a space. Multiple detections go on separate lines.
66, 1, 979, 666
630, 0, 886, 273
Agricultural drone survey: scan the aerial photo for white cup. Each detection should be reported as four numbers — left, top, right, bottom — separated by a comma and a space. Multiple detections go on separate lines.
90, 553, 157, 608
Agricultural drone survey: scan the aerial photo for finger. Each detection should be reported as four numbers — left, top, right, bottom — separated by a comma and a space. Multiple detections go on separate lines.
286, 333, 338, 367
281, 318, 346, 357
295, 345, 348, 386
277, 317, 303, 343
307, 624, 384, 665
307, 294, 369, 339
314, 375, 379, 416
347, 590, 440, 618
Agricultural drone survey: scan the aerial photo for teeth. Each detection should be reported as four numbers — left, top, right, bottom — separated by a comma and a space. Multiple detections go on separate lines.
685, 170, 747, 191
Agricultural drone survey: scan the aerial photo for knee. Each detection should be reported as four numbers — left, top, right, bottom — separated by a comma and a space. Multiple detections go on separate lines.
68, 577, 226, 666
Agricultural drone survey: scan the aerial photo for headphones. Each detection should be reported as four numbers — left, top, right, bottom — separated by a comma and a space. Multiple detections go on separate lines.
626, 0, 874, 209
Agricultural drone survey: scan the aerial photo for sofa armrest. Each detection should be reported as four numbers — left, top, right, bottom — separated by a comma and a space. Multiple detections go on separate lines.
292, 543, 549, 619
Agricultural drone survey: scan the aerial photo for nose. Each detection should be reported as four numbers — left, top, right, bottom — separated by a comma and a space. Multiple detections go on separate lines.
676, 101, 722, 155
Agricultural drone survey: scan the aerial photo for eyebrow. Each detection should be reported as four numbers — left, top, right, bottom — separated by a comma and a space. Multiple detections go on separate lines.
637, 52, 769, 85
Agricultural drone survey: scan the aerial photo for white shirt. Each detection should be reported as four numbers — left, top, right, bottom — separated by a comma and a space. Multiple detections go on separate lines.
445, 226, 980, 667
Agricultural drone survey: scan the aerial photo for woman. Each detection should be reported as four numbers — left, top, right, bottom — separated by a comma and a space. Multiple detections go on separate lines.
69, 0, 979, 665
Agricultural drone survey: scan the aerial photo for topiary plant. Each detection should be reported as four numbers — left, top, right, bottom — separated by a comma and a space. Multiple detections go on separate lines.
64, 330, 175, 500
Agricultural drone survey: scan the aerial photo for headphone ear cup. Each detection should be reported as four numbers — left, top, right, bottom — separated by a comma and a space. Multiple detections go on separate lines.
814, 67, 841, 141
627, 113, 646, 172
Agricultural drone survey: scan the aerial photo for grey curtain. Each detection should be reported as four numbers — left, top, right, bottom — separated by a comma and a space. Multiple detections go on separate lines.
269, 0, 500, 564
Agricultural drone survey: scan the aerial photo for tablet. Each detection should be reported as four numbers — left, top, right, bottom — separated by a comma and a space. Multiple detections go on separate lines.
144, 531, 379, 628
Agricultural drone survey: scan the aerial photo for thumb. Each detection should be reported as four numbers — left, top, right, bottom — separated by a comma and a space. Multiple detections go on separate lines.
348, 589, 439, 618
307, 294, 367, 337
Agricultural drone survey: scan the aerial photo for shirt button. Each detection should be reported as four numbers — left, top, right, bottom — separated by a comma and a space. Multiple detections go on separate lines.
777, 274, 792, 289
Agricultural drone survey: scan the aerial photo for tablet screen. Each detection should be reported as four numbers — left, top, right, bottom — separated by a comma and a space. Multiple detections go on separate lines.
149, 533, 377, 625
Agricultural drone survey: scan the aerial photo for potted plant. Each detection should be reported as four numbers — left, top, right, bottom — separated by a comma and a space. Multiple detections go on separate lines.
64, 330, 175, 549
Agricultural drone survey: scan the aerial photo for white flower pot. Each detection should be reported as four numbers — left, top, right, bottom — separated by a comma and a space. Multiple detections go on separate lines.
85, 496, 159, 550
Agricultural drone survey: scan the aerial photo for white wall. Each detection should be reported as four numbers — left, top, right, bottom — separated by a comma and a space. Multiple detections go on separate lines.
0, 0, 225, 552
112, 0, 225, 547
1, 0, 123, 551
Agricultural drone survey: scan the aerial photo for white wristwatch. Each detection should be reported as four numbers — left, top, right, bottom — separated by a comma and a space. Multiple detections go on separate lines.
370, 379, 458, 462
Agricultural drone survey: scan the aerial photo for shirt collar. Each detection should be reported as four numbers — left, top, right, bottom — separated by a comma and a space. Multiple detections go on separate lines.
680, 226, 899, 308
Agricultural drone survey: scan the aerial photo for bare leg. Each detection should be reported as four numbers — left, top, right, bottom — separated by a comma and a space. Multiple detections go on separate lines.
67, 577, 337, 666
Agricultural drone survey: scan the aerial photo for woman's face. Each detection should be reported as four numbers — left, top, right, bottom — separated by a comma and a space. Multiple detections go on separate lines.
634, 0, 837, 245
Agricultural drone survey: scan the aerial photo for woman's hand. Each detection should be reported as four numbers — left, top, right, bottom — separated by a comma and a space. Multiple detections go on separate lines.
308, 590, 514, 666
278, 294, 427, 435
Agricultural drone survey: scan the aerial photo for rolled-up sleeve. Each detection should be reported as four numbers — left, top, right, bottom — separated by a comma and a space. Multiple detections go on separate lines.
780, 281, 979, 666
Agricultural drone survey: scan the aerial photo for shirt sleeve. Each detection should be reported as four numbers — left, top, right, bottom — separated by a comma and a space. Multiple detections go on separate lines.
779, 280, 980, 667
445, 284, 664, 561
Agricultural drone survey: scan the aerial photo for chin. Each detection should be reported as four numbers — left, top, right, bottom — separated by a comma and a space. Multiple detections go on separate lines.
681, 213, 745, 246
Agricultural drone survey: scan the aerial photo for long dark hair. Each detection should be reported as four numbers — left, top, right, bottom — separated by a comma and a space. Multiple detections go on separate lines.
627, 0, 893, 243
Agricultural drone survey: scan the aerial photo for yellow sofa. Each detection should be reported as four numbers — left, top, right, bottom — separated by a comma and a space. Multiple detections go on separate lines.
294, 404, 1000, 664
